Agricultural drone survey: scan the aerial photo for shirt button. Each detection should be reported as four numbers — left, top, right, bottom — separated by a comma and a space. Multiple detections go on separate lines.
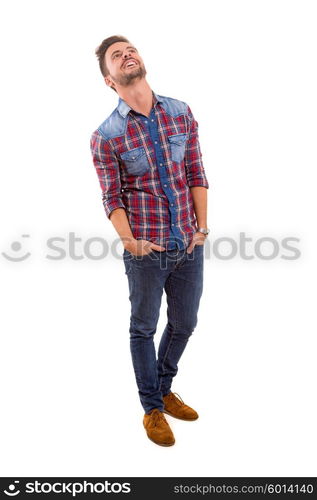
163, 184, 167, 187
151, 119, 154, 122
155, 141, 158, 144
170, 203, 174, 206
172, 223, 175, 226
144, 120, 148, 124
159, 163, 163, 166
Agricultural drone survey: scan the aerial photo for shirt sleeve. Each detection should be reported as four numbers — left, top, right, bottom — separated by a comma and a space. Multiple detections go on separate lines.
185, 104, 210, 189
90, 130, 126, 219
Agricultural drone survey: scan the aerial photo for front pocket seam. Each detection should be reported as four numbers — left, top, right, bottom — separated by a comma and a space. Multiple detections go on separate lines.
168, 134, 187, 163
120, 146, 146, 161
120, 146, 150, 176
167, 133, 187, 145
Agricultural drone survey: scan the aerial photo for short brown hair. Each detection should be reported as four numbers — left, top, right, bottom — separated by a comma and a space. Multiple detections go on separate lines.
95, 35, 130, 93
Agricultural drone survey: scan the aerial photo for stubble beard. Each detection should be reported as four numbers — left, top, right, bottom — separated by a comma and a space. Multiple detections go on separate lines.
112, 63, 147, 87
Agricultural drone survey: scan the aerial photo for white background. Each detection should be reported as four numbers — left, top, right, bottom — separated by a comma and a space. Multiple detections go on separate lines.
1, 0, 316, 477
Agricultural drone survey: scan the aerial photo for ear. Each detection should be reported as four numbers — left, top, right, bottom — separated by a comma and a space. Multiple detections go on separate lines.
104, 75, 115, 90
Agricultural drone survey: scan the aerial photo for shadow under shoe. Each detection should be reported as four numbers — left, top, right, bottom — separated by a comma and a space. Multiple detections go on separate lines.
143, 408, 175, 446
163, 392, 199, 421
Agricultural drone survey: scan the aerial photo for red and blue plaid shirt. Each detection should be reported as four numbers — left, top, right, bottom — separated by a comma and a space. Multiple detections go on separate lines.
90, 91, 209, 250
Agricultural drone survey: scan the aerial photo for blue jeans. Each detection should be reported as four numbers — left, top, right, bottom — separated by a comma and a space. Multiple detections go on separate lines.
122, 244, 204, 414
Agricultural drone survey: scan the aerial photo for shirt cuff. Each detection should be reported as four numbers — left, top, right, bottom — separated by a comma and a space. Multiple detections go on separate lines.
103, 197, 126, 219
188, 179, 210, 189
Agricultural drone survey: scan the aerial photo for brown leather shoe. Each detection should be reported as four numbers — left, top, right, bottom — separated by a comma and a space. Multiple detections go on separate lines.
143, 408, 175, 446
163, 392, 199, 421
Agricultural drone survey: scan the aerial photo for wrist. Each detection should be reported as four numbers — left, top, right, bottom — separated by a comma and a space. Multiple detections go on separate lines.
197, 227, 210, 236
122, 237, 136, 251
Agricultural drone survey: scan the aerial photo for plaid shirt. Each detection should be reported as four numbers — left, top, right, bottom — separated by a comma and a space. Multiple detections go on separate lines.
90, 91, 209, 250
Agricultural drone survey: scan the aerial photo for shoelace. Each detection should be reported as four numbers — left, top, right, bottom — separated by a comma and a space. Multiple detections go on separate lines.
168, 392, 185, 406
150, 409, 167, 427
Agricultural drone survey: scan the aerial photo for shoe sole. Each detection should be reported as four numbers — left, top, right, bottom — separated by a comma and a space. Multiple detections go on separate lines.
163, 409, 199, 421
147, 435, 175, 447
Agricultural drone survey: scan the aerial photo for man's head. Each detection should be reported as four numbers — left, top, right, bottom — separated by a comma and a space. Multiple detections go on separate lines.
95, 35, 147, 93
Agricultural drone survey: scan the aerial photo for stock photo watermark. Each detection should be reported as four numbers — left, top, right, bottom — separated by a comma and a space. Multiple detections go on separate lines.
1, 232, 301, 263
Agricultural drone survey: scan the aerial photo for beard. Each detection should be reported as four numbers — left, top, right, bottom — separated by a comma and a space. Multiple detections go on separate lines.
111, 63, 147, 87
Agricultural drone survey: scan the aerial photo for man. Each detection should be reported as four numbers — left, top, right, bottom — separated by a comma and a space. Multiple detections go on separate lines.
90, 35, 210, 447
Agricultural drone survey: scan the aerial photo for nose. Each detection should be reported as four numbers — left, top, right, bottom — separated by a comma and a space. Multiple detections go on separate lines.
123, 49, 132, 59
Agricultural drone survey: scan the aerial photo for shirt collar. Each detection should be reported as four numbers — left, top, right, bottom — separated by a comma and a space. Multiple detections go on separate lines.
117, 90, 163, 118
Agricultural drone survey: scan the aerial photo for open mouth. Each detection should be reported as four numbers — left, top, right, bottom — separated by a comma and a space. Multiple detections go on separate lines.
123, 60, 138, 69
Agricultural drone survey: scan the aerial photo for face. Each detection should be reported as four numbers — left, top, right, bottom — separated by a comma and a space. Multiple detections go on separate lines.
104, 41, 147, 90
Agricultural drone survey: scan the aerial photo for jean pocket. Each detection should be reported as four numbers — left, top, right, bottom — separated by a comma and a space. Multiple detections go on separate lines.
168, 133, 187, 163
123, 254, 133, 275
194, 243, 205, 258
120, 146, 150, 176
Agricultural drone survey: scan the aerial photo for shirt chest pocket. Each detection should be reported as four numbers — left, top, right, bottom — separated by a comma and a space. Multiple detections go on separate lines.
168, 133, 187, 163
120, 146, 150, 176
